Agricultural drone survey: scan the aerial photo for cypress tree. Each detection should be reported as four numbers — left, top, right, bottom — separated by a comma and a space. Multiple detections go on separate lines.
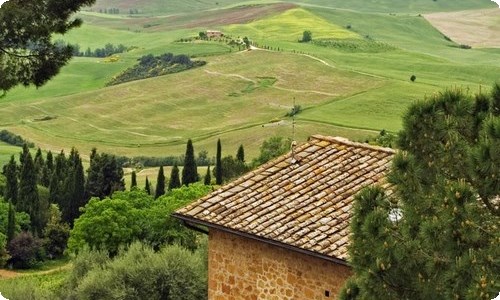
6, 200, 16, 243
215, 139, 222, 185
49, 151, 66, 205
155, 166, 166, 199
33, 148, 44, 184
18, 149, 42, 235
130, 171, 137, 189
41, 151, 54, 187
182, 139, 198, 186
236, 144, 245, 162
144, 176, 151, 195
204, 165, 211, 185
168, 164, 181, 190
2, 155, 18, 205
65, 149, 86, 226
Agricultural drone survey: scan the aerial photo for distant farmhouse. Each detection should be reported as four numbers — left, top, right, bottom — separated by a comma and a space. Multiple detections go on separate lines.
174, 135, 395, 299
206, 30, 224, 38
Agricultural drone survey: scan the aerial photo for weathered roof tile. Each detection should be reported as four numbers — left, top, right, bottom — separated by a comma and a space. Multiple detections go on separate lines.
175, 135, 395, 261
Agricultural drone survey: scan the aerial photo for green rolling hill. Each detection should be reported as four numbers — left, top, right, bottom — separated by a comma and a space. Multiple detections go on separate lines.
1, 0, 498, 162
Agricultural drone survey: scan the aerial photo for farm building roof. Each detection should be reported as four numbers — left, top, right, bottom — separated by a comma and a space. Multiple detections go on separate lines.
174, 135, 395, 264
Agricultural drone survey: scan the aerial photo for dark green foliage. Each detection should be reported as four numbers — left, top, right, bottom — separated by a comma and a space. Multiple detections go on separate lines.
0, 0, 97, 93
41, 151, 54, 187
7, 231, 44, 269
144, 176, 151, 195
220, 156, 248, 182
72, 42, 128, 57
155, 166, 166, 199
130, 171, 137, 189
43, 205, 70, 259
215, 139, 222, 185
64, 242, 207, 300
33, 148, 45, 185
168, 164, 181, 190
236, 144, 245, 162
2, 155, 18, 204
106, 52, 206, 86
182, 139, 199, 186
204, 166, 211, 185
252, 136, 290, 166
18, 148, 43, 235
85, 149, 125, 199
341, 86, 500, 299
65, 149, 86, 226
0, 130, 34, 147
410, 74, 416, 82
300, 30, 312, 42
6, 200, 15, 243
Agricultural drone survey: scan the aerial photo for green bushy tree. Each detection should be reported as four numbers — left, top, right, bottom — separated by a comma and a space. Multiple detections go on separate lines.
168, 164, 181, 190
341, 86, 500, 300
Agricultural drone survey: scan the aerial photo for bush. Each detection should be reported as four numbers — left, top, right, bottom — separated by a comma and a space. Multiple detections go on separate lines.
63, 242, 207, 300
410, 74, 416, 82
7, 231, 44, 269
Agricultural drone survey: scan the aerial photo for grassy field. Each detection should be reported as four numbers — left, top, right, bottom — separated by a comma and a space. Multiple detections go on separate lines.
1, 0, 499, 163
0, 142, 22, 167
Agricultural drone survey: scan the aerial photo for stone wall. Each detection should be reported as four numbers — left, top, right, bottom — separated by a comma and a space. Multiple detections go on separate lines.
208, 229, 352, 300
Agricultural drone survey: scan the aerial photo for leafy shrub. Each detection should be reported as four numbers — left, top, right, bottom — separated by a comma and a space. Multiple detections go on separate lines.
285, 104, 302, 117
63, 242, 207, 300
7, 231, 44, 269
68, 184, 211, 254
410, 74, 416, 82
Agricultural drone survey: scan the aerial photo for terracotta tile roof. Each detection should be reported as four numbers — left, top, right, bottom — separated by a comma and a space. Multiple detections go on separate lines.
175, 135, 395, 262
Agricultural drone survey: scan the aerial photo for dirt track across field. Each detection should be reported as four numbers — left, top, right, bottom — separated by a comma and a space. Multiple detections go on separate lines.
424, 8, 500, 48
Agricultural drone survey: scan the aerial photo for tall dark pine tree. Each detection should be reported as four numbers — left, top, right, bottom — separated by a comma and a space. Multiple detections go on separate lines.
18, 149, 42, 235
6, 200, 16, 243
340, 87, 500, 300
144, 176, 151, 195
2, 155, 18, 205
85, 149, 125, 199
215, 139, 223, 185
130, 171, 137, 189
49, 150, 67, 206
155, 166, 166, 199
168, 164, 181, 190
182, 139, 198, 186
64, 149, 86, 226
204, 165, 211, 185
33, 148, 45, 184
41, 150, 54, 187
236, 144, 245, 162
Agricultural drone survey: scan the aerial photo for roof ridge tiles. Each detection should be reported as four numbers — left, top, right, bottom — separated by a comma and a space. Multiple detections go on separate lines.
310, 135, 396, 154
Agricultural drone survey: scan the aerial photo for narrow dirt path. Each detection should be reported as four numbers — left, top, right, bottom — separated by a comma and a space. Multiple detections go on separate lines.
0, 263, 72, 280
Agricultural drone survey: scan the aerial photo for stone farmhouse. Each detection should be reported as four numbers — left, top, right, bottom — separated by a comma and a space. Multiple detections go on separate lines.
174, 135, 395, 299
